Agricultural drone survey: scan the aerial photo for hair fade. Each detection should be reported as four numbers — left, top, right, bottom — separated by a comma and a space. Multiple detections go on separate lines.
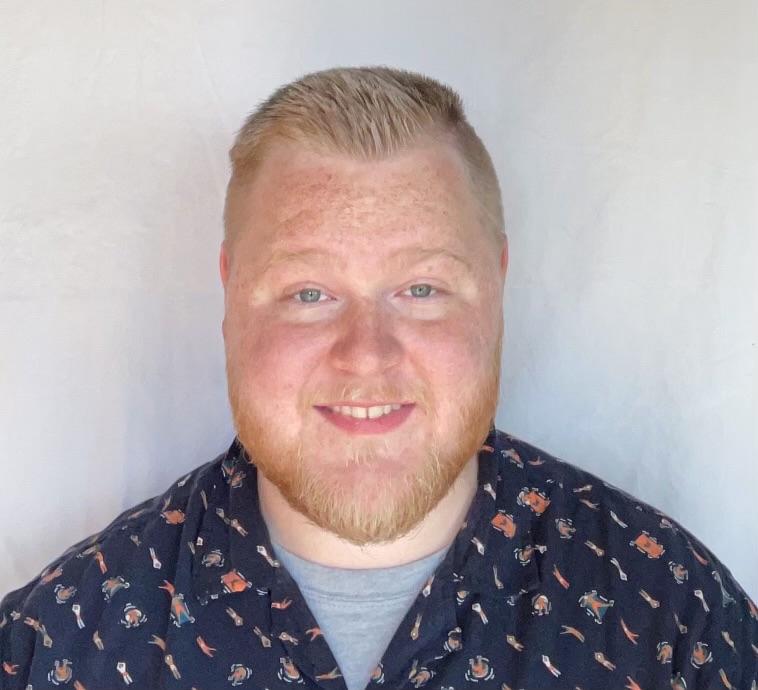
224, 66, 504, 245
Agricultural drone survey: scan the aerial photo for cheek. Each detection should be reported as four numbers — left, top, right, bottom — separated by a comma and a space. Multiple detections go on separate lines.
400, 323, 492, 398
231, 318, 326, 402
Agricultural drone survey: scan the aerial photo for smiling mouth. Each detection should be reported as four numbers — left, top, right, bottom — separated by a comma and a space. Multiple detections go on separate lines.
324, 404, 403, 420
315, 403, 415, 434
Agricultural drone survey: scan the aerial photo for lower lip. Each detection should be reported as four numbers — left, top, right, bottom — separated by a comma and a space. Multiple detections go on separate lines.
316, 405, 414, 435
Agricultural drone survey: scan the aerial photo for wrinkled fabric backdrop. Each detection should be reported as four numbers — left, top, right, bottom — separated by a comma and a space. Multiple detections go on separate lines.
0, 1, 756, 600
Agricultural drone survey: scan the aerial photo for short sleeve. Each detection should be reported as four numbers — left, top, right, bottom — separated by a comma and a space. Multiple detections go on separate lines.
684, 556, 758, 689
0, 584, 37, 690
717, 587, 758, 689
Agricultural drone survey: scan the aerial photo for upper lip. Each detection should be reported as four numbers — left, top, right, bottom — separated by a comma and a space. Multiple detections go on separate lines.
317, 402, 412, 407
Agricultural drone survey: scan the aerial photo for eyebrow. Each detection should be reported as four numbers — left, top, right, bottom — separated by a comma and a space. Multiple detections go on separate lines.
259, 245, 473, 277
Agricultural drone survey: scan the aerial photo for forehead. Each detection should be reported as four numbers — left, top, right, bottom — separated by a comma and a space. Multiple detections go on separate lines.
228, 141, 487, 260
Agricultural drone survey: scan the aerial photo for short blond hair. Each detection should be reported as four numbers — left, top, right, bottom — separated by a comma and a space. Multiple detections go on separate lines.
224, 66, 504, 246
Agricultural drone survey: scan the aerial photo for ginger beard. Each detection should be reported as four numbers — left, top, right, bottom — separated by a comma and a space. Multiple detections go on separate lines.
226, 331, 502, 545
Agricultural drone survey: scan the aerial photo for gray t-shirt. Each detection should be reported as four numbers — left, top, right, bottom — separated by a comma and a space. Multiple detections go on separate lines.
273, 542, 448, 690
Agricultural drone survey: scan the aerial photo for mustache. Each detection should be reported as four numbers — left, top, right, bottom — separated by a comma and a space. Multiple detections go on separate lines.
301, 382, 435, 410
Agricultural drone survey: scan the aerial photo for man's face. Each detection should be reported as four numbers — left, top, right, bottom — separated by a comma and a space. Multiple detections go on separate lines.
222, 140, 507, 544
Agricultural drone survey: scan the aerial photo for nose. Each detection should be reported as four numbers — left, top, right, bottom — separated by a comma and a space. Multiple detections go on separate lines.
329, 299, 402, 377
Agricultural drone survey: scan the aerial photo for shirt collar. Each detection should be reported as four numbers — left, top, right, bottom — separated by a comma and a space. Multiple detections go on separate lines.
191, 427, 541, 604
446, 427, 541, 599
191, 438, 280, 604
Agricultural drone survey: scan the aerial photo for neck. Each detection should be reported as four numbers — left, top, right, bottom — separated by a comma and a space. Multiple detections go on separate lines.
257, 456, 479, 569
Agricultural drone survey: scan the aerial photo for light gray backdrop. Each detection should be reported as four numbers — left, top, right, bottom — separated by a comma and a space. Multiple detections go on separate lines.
1, 1, 756, 600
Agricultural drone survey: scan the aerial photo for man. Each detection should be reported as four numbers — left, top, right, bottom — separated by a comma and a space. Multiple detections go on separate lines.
1, 66, 755, 690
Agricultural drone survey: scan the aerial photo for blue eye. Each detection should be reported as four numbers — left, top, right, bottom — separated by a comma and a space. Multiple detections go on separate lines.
295, 288, 325, 303
408, 284, 436, 298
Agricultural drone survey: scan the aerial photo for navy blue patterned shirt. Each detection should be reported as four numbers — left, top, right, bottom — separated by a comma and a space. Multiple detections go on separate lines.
2, 429, 757, 689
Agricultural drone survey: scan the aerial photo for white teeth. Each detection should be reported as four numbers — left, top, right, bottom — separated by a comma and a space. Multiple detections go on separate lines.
328, 404, 404, 419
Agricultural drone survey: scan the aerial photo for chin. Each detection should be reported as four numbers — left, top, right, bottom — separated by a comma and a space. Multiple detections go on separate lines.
316, 452, 421, 496
229, 358, 500, 543
287, 439, 465, 544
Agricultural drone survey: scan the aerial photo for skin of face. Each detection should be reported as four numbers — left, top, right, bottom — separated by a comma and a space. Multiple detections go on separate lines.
221, 139, 508, 549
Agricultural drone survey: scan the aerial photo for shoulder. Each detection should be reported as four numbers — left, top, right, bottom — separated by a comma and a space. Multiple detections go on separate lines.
0, 449, 228, 685
493, 430, 752, 611
491, 429, 758, 683
1, 451, 227, 610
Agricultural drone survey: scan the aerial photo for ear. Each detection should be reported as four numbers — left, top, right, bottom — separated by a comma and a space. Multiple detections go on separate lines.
219, 242, 230, 289
499, 235, 509, 281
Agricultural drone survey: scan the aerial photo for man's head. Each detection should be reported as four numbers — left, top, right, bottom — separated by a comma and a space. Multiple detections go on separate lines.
221, 66, 508, 545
